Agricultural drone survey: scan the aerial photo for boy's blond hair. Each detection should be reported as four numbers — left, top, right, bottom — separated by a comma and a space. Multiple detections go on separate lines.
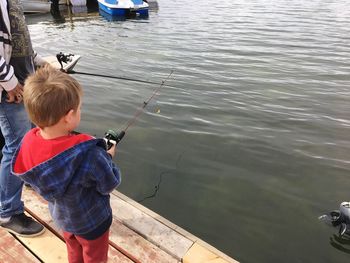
24, 65, 82, 128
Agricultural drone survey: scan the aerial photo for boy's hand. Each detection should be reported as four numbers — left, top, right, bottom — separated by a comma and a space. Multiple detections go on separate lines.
107, 143, 117, 158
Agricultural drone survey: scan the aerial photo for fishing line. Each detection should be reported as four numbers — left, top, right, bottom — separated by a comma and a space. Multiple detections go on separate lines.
56, 52, 178, 88
137, 151, 184, 203
104, 69, 179, 203
68, 70, 167, 86
104, 70, 174, 148
123, 70, 174, 132
101, 70, 180, 204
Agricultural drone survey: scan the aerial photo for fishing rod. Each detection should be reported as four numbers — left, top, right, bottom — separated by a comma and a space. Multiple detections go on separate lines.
56, 53, 176, 87
104, 70, 174, 150
68, 70, 166, 86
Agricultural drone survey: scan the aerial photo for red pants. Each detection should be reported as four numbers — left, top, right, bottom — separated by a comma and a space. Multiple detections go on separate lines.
63, 230, 109, 263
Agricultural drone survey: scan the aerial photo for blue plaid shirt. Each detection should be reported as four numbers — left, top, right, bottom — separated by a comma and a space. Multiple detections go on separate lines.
12, 138, 121, 236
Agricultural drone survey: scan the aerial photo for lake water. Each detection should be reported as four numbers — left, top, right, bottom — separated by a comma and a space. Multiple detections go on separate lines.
26, 0, 350, 262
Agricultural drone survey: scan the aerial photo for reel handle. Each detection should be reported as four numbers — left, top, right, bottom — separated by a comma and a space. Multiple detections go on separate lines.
104, 130, 125, 150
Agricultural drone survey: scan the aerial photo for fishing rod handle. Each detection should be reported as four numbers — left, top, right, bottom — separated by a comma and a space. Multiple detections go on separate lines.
104, 130, 125, 150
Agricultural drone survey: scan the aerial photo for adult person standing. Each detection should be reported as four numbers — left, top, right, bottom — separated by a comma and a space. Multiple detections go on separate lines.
0, 0, 44, 236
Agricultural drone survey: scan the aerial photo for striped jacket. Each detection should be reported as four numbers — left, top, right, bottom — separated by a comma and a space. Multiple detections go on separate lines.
0, 0, 18, 91
12, 138, 122, 236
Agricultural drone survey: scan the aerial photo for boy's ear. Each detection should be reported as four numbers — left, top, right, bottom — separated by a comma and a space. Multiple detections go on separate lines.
64, 109, 75, 123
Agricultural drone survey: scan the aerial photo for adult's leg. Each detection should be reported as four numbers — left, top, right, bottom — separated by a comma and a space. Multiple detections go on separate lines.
0, 131, 4, 162
0, 101, 30, 218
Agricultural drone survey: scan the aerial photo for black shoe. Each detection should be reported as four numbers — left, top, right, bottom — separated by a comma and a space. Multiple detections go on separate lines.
0, 213, 45, 237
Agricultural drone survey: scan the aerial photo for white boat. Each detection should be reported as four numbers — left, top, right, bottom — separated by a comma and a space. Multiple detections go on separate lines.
70, 0, 86, 6
22, 0, 51, 14
43, 53, 81, 72
97, 0, 149, 16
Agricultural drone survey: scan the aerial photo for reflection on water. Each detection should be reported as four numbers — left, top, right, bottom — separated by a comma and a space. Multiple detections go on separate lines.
330, 234, 350, 254
99, 9, 149, 22
99, 10, 127, 22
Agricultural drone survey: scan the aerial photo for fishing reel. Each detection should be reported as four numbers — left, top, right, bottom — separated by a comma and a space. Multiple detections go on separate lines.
104, 129, 125, 150
319, 202, 350, 236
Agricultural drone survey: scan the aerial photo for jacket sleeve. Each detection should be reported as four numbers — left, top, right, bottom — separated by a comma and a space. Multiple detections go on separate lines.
0, 56, 18, 91
92, 149, 121, 195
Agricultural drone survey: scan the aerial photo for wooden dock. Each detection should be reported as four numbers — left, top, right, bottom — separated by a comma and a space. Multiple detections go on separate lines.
0, 187, 238, 263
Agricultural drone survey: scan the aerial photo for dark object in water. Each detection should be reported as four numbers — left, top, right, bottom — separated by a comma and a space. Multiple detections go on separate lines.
319, 202, 350, 236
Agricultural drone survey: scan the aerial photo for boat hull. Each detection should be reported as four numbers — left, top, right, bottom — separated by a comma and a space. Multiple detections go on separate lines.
22, 0, 51, 14
97, 0, 149, 16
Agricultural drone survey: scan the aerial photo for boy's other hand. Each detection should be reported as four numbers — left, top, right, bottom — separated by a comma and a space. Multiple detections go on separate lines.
7, 83, 24, 104
107, 143, 117, 158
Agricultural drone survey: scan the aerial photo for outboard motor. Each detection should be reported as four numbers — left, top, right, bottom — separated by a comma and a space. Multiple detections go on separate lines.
56, 52, 75, 70
319, 202, 350, 236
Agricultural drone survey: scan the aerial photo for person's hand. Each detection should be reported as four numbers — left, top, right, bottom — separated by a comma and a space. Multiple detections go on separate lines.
107, 143, 117, 158
6, 83, 24, 104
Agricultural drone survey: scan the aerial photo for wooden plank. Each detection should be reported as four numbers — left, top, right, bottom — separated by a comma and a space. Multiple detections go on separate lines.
113, 191, 238, 263
183, 243, 238, 263
0, 228, 40, 263
109, 217, 178, 263
22, 188, 133, 263
191, 239, 239, 263
106, 246, 134, 263
110, 191, 193, 259
113, 191, 199, 242
22, 187, 236, 263
17, 214, 68, 263
23, 188, 177, 263
23, 187, 177, 262
22, 187, 137, 262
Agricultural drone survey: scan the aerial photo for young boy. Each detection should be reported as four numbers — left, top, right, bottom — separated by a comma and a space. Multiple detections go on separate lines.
12, 65, 121, 263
